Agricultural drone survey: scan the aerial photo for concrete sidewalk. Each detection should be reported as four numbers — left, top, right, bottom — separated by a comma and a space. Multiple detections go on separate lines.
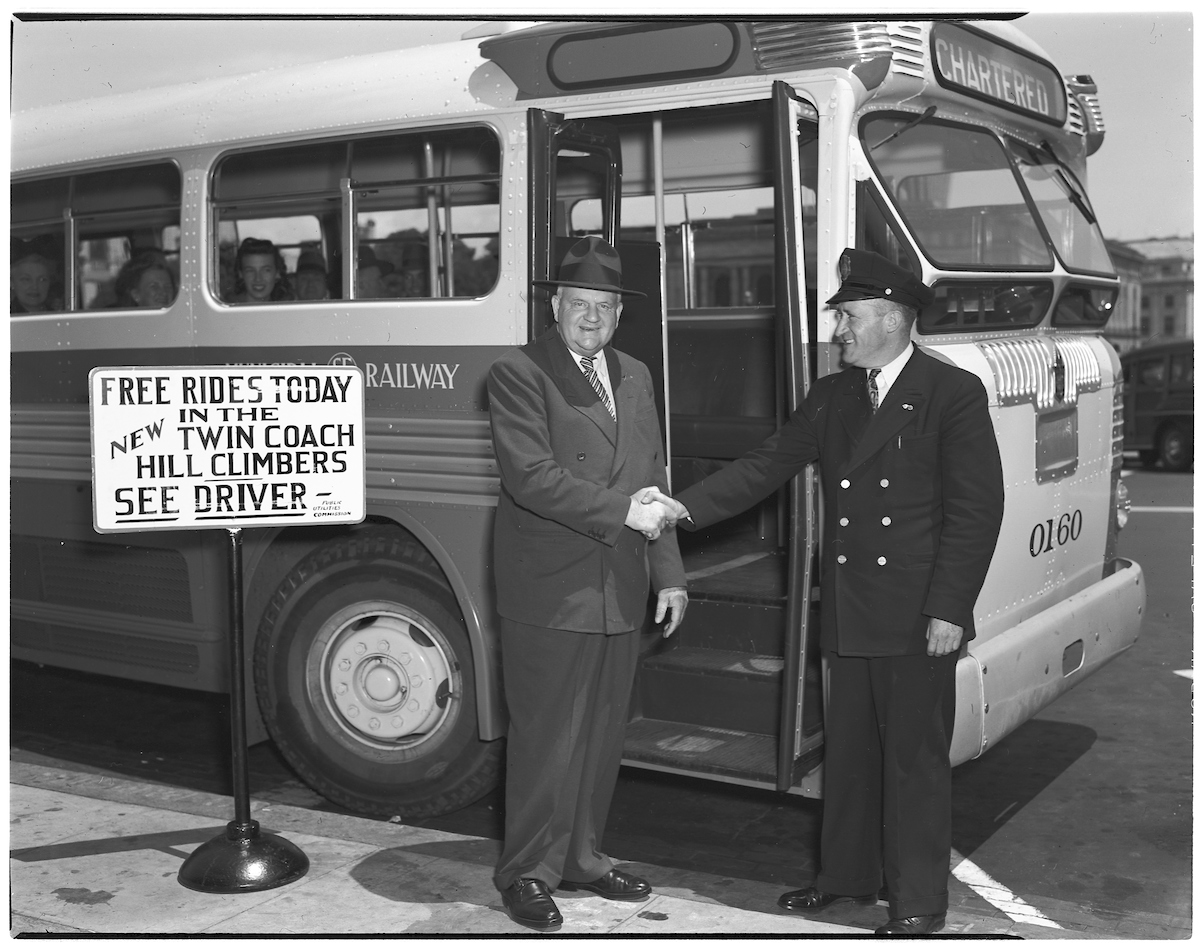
9, 759, 1099, 937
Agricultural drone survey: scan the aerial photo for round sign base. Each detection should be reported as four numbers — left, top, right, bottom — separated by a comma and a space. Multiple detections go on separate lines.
178, 820, 309, 893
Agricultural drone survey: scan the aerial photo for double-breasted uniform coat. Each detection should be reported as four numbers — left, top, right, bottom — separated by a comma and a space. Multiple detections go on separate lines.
487, 327, 685, 891
676, 345, 1004, 918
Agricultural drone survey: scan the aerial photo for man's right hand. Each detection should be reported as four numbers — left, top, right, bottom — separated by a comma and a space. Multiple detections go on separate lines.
626, 493, 670, 539
637, 487, 689, 524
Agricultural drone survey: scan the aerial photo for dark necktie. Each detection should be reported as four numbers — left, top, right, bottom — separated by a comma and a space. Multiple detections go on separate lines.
580, 356, 616, 420
867, 368, 881, 412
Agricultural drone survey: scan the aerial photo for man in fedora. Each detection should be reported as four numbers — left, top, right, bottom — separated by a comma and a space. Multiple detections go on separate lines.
647, 248, 1004, 935
486, 235, 688, 931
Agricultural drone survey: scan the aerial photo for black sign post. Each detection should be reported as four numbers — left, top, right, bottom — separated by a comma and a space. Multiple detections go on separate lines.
177, 526, 309, 892
88, 365, 366, 895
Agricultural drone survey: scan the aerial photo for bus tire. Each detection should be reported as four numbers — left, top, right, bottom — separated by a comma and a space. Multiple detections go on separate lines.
253, 528, 502, 819
1157, 422, 1192, 472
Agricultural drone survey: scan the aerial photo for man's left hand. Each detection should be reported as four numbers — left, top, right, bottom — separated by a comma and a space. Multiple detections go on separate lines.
655, 587, 688, 637
926, 618, 964, 656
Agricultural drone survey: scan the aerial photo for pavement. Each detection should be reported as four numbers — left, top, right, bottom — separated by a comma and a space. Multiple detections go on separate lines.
7, 758, 1136, 938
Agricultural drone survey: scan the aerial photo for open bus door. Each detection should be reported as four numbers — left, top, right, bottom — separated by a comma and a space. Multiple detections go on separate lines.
772, 80, 821, 793
529, 86, 824, 795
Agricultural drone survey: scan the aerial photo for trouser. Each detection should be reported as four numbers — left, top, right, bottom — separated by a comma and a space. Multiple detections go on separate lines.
493, 619, 639, 891
815, 649, 958, 919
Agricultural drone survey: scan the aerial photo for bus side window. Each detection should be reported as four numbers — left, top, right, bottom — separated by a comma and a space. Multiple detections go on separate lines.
212, 126, 501, 304
12, 162, 181, 315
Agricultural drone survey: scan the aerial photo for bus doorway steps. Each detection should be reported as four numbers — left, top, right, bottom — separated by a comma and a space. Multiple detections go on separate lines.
621, 717, 775, 781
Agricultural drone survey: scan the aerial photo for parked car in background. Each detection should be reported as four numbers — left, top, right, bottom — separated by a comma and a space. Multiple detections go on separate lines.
1122, 340, 1194, 471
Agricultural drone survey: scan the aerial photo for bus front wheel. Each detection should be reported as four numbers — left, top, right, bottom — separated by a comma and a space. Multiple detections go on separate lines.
1158, 422, 1193, 472
253, 528, 502, 818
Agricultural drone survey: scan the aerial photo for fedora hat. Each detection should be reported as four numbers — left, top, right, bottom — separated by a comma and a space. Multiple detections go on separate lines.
826, 248, 934, 310
533, 236, 646, 298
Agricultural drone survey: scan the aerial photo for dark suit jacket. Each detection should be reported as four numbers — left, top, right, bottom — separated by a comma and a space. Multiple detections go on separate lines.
676, 346, 1004, 656
488, 329, 685, 634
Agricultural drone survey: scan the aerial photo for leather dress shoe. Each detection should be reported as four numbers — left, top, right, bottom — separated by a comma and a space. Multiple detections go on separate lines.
875, 912, 946, 935
558, 868, 651, 901
501, 878, 562, 932
778, 887, 876, 912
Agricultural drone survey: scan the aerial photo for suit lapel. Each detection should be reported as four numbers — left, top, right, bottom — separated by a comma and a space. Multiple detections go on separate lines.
836, 371, 873, 446
609, 350, 636, 480
844, 349, 930, 474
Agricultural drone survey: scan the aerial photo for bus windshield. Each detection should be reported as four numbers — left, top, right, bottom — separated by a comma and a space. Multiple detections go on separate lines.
1006, 139, 1114, 275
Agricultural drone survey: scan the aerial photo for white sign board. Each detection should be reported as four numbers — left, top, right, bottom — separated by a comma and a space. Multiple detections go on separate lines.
90, 366, 366, 533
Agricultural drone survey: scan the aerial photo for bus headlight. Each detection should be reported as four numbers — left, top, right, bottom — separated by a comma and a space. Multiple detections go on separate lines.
1115, 479, 1131, 531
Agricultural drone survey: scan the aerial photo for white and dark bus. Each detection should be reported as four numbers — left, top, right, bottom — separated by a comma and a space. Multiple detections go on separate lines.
11, 18, 1144, 817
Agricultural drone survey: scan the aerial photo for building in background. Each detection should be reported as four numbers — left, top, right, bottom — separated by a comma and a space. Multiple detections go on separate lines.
1116, 237, 1194, 351
1104, 239, 1145, 354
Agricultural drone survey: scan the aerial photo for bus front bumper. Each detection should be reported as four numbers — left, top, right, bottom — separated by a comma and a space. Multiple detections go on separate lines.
951, 557, 1145, 764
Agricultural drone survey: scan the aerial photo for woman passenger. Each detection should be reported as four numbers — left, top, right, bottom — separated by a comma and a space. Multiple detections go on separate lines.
229, 237, 293, 303
115, 252, 177, 308
11, 239, 62, 314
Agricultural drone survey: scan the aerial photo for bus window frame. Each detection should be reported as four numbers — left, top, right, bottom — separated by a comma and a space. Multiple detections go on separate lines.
208, 122, 504, 307
11, 157, 183, 317
859, 110, 1058, 274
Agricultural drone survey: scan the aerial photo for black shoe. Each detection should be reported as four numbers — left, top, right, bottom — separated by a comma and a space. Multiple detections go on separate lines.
501, 878, 562, 932
875, 913, 947, 935
558, 868, 651, 901
778, 887, 877, 912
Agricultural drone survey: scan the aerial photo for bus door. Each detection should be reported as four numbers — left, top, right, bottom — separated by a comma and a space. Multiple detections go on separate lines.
561, 87, 822, 794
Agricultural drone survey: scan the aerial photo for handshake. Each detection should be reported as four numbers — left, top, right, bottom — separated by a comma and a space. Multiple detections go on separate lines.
625, 486, 689, 540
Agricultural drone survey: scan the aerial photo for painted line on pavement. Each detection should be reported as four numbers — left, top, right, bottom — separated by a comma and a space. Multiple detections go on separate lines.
1128, 506, 1193, 513
685, 551, 772, 581
1174, 669, 1193, 680
950, 849, 1062, 929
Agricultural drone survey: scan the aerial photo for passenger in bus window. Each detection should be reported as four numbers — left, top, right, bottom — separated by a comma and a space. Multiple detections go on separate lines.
293, 248, 329, 301
229, 237, 292, 304
114, 251, 177, 309
10, 237, 62, 315
656, 249, 1005, 937
355, 246, 393, 299
486, 236, 687, 933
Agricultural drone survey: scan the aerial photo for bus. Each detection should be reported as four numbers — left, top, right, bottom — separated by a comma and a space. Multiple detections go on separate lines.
11, 17, 1145, 817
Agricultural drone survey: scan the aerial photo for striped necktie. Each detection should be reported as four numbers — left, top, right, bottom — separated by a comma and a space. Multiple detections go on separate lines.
867, 368, 881, 412
580, 356, 616, 420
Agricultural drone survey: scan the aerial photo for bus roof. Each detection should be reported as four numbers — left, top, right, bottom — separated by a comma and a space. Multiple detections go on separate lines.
11, 38, 490, 175
12, 18, 1096, 177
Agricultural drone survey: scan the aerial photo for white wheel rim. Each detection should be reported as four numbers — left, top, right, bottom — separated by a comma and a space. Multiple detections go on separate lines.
312, 602, 456, 749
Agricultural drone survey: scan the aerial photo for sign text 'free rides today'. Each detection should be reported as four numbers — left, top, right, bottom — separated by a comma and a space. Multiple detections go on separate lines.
89, 366, 366, 533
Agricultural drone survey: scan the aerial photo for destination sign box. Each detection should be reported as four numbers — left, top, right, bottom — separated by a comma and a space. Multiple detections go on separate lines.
931, 23, 1067, 126
90, 366, 366, 533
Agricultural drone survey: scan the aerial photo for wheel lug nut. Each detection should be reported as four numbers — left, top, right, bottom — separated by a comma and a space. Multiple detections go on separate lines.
354, 642, 367, 655
338, 659, 351, 672
369, 717, 381, 730
347, 705, 360, 717
379, 640, 390, 653
336, 683, 348, 695
399, 653, 412, 665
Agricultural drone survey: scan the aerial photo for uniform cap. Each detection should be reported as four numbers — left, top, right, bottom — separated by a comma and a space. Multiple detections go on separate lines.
826, 248, 934, 310
533, 235, 646, 298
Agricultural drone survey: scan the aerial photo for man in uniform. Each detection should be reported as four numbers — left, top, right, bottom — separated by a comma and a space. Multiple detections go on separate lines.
650, 249, 1004, 935
487, 236, 688, 932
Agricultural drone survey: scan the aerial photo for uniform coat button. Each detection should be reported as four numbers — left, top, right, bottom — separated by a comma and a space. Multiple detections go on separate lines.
840, 479, 850, 489
577, 452, 586, 460
839, 517, 849, 526
881, 516, 891, 526
837, 554, 847, 564
877, 556, 887, 565
880, 478, 890, 488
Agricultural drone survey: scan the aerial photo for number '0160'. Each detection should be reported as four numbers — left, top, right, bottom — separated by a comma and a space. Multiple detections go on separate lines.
1029, 510, 1083, 557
